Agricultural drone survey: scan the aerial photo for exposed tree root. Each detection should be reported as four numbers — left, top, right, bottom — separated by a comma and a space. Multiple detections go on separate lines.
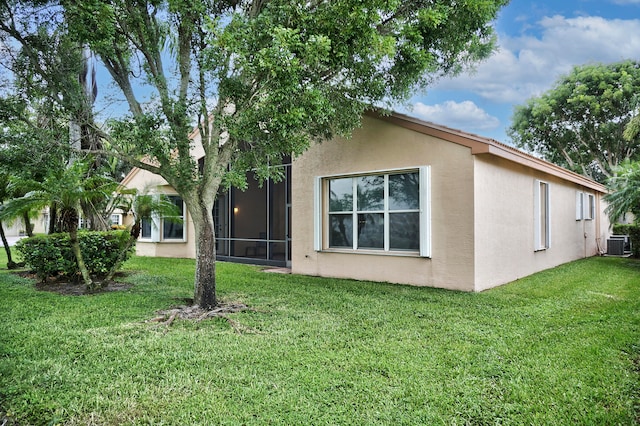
148, 302, 260, 334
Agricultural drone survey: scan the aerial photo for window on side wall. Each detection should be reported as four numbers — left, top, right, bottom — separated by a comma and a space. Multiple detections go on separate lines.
110, 213, 122, 227
576, 191, 595, 221
575, 191, 584, 221
140, 218, 152, 239
315, 167, 431, 257
162, 195, 185, 240
585, 194, 595, 220
534, 180, 550, 251
139, 195, 185, 242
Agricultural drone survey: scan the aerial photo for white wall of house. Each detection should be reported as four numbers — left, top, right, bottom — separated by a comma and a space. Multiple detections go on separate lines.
292, 113, 610, 292
3, 210, 48, 237
120, 111, 610, 292
292, 115, 478, 291
120, 168, 196, 259
472, 155, 609, 291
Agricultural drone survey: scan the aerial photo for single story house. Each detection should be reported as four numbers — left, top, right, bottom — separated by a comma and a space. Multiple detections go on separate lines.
121, 111, 610, 292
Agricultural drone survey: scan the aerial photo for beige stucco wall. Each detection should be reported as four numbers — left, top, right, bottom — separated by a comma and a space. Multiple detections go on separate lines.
292, 115, 477, 291
4, 210, 48, 237
473, 155, 610, 291
120, 168, 196, 259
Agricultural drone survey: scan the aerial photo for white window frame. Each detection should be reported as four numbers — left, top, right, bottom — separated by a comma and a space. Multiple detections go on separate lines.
110, 213, 123, 226
576, 191, 595, 221
575, 191, 584, 221
585, 193, 595, 220
139, 195, 186, 243
161, 195, 186, 241
314, 166, 431, 257
534, 180, 550, 251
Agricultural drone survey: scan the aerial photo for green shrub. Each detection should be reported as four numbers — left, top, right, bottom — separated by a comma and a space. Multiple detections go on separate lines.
611, 223, 640, 258
15, 231, 134, 281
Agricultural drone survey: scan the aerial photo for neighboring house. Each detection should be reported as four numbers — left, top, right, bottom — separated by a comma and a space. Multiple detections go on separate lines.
3, 209, 48, 237
121, 111, 610, 292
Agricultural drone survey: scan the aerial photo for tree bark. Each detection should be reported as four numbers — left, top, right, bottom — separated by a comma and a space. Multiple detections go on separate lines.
48, 203, 57, 234
63, 208, 93, 289
190, 200, 217, 309
0, 220, 16, 269
103, 224, 139, 283
22, 211, 33, 237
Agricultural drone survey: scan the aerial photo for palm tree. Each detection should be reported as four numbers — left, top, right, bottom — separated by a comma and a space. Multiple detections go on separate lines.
0, 172, 16, 269
1, 160, 118, 289
103, 188, 181, 282
605, 160, 640, 222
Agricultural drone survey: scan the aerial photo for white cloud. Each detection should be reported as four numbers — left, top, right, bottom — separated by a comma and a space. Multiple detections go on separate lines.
434, 15, 640, 104
411, 100, 500, 132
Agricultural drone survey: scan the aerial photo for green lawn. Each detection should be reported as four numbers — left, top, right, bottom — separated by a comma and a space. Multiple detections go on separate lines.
1, 253, 639, 425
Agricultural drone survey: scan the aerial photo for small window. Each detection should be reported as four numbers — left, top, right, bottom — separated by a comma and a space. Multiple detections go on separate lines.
577, 191, 595, 221
534, 180, 550, 251
585, 194, 595, 220
575, 191, 583, 221
317, 167, 430, 257
141, 218, 152, 239
110, 213, 122, 226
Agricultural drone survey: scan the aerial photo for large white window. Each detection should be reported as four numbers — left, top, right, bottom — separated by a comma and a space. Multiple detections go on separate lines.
316, 167, 430, 257
534, 180, 550, 251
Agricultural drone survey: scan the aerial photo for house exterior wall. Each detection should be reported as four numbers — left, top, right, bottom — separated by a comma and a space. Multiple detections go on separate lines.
3, 212, 47, 237
472, 155, 610, 291
291, 115, 477, 291
119, 111, 611, 292
120, 168, 196, 259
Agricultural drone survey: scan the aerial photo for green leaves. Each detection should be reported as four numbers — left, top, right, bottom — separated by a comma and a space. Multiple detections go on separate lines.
605, 160, 640, 222
509, 60, 640, 182
2, 0, 509, 305
15, 231, 134, 281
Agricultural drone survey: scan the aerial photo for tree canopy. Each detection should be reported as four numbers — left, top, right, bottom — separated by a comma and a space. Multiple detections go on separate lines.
1, 0, 509, 308
605, 160, 640, 223
508, 60, 640, 183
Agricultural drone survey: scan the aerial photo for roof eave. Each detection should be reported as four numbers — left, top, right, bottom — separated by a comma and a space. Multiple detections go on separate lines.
368, 110, 607, 193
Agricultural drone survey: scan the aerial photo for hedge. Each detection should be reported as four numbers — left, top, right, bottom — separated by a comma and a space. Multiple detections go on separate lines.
15, 230, 134, 282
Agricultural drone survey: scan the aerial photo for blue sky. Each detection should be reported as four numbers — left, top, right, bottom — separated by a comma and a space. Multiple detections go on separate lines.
395, 0, 640, 144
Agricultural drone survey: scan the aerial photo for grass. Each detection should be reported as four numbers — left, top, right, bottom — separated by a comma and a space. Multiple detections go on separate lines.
1, 253, 639, 425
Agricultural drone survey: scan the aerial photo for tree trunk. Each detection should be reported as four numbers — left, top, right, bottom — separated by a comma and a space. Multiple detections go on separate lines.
22, 211, 33, 237
190, 201, 217, 309
49, 203, 57, 234
103, 224, 138, 283
0, 220, 16, 269
69, 226, 93, 289
63, 208, 93, 289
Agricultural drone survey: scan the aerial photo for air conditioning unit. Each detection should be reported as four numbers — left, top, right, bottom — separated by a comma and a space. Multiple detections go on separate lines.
607, 238, 625, 256
610, 235, 632, 253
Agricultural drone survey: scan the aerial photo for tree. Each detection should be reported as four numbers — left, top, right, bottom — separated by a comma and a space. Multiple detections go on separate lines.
605, 160, 640, 223
1, 160, 119, 289
624, 100, 640, 142
509, 60, 640, 183
0, 172, 18, 269
3, 0, 508, 309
